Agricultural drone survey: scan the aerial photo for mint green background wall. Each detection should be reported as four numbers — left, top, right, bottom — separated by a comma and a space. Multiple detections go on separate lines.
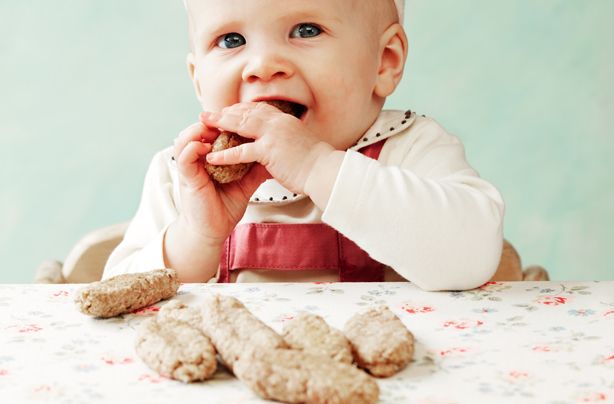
1, 1, 612, 283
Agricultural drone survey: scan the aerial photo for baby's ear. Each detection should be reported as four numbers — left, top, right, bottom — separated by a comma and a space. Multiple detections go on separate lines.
374, 23, 408, 98
186, 52, 203, 102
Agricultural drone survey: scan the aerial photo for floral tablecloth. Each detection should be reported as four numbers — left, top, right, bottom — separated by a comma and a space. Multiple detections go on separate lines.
1, 281, 613, 403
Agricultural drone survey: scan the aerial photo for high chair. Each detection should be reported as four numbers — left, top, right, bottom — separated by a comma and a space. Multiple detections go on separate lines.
35, 224, 549, 284
35, 222, 129, 283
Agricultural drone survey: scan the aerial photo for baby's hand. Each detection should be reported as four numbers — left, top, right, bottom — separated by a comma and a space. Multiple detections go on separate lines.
202, 103, 335, 195
172, 120, 270, 246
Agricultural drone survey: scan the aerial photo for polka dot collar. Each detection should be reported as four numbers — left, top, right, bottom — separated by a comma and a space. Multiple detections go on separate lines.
250, 109, 417, 205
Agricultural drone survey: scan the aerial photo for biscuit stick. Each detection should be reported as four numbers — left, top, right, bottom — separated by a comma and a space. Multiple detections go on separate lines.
135, 315, 217, 383
200, 294, 287, 370
344, 305, 414, 377
74, 269, 180, 318
282, 312, 353, 364
234, 348, 379, 404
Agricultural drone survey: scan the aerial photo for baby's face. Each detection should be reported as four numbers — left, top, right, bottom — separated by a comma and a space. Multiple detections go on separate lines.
186, 0, 401, 149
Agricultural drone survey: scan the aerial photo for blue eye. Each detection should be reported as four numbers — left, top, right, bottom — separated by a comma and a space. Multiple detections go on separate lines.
216, 32, 246, 49
291, 23, 322, 39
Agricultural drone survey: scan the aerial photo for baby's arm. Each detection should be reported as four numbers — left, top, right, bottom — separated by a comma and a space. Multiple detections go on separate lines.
165, 121, 270, 282
104, 121, 269, 282
320, 118, 504, 291
103, 148, 223, 282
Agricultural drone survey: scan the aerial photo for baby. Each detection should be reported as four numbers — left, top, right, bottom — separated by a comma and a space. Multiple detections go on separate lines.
103, 0, 505, 291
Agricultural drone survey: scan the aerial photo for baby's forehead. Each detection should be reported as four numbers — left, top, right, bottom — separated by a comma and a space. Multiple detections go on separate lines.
183, 0, 403, 22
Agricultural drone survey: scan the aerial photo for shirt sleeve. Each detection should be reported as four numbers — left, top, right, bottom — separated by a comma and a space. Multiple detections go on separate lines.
322, 117, 505, 291
102, 149, 178, 280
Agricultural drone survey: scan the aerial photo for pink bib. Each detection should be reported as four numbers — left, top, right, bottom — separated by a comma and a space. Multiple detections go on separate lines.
218, 140, 386, 283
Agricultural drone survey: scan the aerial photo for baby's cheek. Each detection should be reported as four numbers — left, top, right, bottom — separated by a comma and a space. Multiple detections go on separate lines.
321, 73, 370, 119
198, 66, 240, 109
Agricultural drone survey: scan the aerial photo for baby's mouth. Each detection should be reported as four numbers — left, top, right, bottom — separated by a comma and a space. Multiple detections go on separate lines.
263, 100, 307, 120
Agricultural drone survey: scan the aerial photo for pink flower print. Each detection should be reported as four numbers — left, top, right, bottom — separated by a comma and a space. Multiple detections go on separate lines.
33, 385, 52, 393
0, 369, 8, 376
131, 305, 160, 315
479, 281, 499, 289
402, 304, 434, 314
475, 307, 497, 314
532, 345, 553, 352
503, 370, 530, 383
51, 290, 69, 297
443, 320, 484, 330
139, 373, 170, 384
18, 324, 42, 333
476, 281, 510, 293
577, 392, 608, 402
5, 324, 43, 333
504, 370, 530, 382
101, 356, 134, 365
275, 313, 295, 323
438, 347, 468, 357
536, 295, 568, 306
603, 309, 614, 317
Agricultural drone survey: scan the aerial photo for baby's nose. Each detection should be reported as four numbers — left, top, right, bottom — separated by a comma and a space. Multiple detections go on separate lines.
242, 51, 294, 83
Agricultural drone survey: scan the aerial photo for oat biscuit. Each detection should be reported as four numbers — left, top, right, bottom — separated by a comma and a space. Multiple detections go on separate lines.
344, 305, 414, 377
205, 100, 305, 184
157, 300, 203, 329
75, 269, 180, 318
200, 294, 287, 370
135, 315, 217, 383
234, 348, 379, 404
205, 132, 254, 183
282, 312, 352, 364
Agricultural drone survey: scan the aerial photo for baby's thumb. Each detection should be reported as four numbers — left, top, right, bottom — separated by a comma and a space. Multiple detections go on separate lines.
177, 141, 212, 189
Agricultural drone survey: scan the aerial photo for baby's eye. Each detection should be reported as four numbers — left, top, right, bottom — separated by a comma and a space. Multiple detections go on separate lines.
216, 32, 246, 49
290, 23, 322, 39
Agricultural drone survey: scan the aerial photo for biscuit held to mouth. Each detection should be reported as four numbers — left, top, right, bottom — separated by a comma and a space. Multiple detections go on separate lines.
205, 100, 305, 184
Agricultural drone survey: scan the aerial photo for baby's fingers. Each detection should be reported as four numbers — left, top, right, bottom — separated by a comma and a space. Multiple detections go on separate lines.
173, 122, 218, 160
200, 109, 265, 141
206, 142, 259, 166
177, 140, 212, 189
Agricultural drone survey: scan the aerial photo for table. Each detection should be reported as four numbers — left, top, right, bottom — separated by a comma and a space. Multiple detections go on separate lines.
1, 281, 613, 403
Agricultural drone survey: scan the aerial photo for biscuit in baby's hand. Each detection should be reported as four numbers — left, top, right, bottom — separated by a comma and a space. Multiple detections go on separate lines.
200, 293, 288, 371
205, 132, 254, 184
204, 99, 305, 184
234, 348, 379, 404
344, 305, 414, 377
135, 310, 216, 383
74, 269, 179, 318
282, 312, 353, 364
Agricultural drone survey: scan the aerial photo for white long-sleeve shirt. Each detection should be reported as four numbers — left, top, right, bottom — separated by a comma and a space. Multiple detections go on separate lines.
103, 110, 504, 291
